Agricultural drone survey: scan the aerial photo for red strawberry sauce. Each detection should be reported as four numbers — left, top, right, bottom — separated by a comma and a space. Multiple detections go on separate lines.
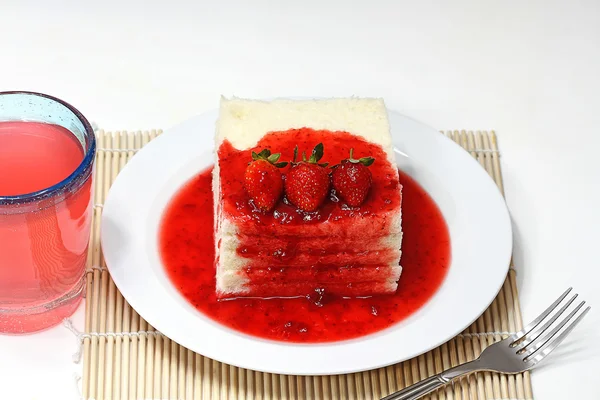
217, 129, 401, 232
159, 129, 451, 342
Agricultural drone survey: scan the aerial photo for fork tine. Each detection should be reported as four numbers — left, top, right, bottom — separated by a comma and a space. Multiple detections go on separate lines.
514, 293, 578, 352
522, 301, 589, 361
525, 306, 591, 365
510, 287, 572, 344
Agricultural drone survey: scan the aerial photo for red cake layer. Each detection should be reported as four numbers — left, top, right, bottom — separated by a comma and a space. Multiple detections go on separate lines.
242, 264, 400, 283
226, 280, 398, 298
235, 247, 400, 268
235, 234, 400, 254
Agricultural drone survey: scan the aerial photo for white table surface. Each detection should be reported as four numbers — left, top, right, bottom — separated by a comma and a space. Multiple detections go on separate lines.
1, 1, 599, 399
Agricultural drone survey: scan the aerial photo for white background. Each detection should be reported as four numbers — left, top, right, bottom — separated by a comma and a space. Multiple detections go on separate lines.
1, 1, 599, 399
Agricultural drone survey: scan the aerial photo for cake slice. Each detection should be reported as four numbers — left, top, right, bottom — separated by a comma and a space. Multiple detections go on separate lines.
213, 97, 403, 298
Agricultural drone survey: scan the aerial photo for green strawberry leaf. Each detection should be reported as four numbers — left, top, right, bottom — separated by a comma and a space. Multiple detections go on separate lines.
267, 153, 281, 163
310, 143, 324, 163
257, 149, 271, 159
359, 157, 375, 166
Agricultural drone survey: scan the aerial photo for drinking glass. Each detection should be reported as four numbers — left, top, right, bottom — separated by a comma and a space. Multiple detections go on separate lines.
0, 91, 95, 333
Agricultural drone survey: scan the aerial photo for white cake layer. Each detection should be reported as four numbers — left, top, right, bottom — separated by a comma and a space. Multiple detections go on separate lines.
215, 97, 395, 164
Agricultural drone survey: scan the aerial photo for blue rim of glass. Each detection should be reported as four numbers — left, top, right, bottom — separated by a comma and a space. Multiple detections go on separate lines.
0, 91, 96, 205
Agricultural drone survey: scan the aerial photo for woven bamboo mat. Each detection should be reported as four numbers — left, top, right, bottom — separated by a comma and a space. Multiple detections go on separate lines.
80, 129, 533, 400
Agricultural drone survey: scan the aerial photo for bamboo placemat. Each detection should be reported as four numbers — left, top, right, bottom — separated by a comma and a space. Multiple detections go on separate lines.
78, 129, 533, 400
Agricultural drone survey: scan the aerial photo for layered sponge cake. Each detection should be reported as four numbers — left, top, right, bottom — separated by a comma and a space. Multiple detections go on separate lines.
213, 97, 403, 298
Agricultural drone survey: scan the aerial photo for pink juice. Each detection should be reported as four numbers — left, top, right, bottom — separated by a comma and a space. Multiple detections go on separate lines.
0, 121, 92, 333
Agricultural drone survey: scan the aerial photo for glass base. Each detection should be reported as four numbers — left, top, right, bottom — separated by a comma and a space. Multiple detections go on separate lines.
0, 277, 85, 334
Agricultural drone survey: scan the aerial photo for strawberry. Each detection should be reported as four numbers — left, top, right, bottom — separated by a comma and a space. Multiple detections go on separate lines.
243, 149, 287, 211
284, 143, 330, 212
331, 149, 374, 207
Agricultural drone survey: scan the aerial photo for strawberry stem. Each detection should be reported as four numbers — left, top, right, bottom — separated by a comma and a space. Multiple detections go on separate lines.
292, 143, 326, 166
343, 148, 375, 166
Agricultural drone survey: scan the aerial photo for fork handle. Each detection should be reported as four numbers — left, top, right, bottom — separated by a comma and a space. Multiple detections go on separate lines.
380, 375, 448, 400
381, 360, 480, 400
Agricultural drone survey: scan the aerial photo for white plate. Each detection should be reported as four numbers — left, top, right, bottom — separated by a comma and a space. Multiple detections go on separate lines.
101, 108, 512, 375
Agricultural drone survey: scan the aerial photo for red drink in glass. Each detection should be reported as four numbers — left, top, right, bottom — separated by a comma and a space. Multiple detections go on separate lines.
0, 92, 95, 333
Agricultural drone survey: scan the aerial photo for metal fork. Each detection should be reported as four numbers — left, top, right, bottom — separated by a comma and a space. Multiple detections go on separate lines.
382, 287, 591, 400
